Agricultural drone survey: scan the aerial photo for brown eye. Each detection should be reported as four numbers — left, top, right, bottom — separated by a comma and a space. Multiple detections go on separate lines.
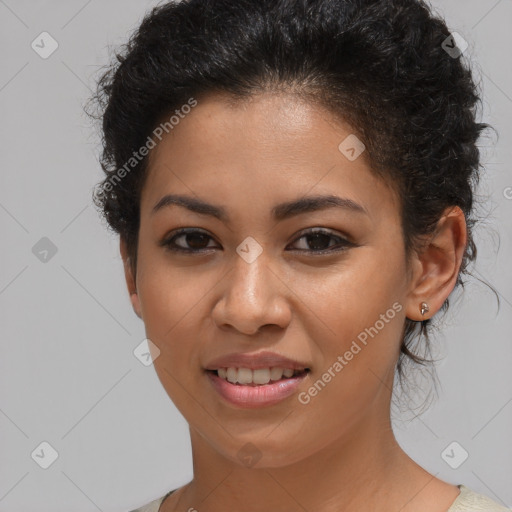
161, 228, 218, 253
160, 227, 355, 255
288, 229, 355, 254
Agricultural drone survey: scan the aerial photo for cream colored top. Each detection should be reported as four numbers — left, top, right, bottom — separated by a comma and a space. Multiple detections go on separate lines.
130, 485, 511, 512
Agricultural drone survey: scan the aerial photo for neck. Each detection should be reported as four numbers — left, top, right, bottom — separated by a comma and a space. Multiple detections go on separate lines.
176, 403, 433, 512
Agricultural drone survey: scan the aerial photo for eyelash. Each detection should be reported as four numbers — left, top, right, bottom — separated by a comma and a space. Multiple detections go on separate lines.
160, 227, 355, 255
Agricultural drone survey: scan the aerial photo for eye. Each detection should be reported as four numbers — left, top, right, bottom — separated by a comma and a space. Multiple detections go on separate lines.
160, 228, 219, 253
160, 227, 355, 255
287, 228, 355, 254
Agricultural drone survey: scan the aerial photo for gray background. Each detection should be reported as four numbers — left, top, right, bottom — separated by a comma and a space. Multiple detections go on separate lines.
0, 1, 511, 511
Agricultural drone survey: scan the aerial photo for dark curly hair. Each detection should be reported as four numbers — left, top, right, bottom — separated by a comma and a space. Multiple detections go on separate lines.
87, 0, 496, 385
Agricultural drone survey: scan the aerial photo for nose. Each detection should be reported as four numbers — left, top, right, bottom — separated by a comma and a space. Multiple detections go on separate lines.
211, 250, 292, 335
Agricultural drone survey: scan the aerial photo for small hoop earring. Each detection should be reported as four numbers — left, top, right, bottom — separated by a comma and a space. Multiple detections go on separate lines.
420, 302, 430, 316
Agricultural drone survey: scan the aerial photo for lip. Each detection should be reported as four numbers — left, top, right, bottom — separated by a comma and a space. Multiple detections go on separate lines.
204, 350, 311, 371
206, 370, 309, 408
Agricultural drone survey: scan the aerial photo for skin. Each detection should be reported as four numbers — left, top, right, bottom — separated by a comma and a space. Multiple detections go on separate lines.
120, 91, 467, 512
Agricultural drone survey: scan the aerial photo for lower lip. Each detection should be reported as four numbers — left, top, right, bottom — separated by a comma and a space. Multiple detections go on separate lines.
206, 370, 309, 408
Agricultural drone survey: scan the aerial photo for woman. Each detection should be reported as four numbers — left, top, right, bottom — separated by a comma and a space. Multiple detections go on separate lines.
89, 0, 510, 510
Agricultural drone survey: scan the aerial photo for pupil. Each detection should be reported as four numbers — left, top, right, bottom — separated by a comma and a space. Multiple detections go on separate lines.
187, 233, 209, 249
308, 233, 329, 250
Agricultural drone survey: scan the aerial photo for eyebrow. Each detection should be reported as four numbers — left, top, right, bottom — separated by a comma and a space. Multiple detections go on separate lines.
151, 193, 368, 221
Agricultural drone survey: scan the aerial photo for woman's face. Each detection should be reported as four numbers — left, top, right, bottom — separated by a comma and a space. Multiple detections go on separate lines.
126, 91, 417, 467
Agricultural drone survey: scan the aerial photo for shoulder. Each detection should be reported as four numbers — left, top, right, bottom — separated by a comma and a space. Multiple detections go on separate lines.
128, 496, 165, 512
128, 486, 512, 512
448, 485, 511, 511
128, 489, 176, 512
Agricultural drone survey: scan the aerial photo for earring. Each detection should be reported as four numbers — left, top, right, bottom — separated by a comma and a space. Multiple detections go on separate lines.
420, 302, 430, 316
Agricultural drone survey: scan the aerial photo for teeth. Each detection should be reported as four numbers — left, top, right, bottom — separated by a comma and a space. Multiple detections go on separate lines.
215, 367, 304, 385
238, 367, 253, 384
253, 368, 271, 385
226, 367, 237, 382
270, 367, 284, 381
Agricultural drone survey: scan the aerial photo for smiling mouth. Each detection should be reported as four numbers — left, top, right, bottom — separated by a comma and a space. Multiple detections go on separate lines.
206, 367, 311, 386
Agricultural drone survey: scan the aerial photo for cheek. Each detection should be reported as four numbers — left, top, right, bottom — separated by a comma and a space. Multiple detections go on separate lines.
136, 266, 205, 406
139, 282, 201, 354
298, 245, 407, 395
135, 249, 204, 361
295, 244, 407, 339
298, 269, 405, 432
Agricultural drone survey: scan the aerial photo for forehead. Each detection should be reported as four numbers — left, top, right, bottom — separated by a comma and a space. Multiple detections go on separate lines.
141, 91, 400, 223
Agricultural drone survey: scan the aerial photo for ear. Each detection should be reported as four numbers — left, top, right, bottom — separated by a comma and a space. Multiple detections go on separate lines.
120, 237, 142, 319
405, 206, 467, 321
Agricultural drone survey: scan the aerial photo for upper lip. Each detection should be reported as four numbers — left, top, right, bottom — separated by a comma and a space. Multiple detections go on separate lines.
204, 350, 311, 371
